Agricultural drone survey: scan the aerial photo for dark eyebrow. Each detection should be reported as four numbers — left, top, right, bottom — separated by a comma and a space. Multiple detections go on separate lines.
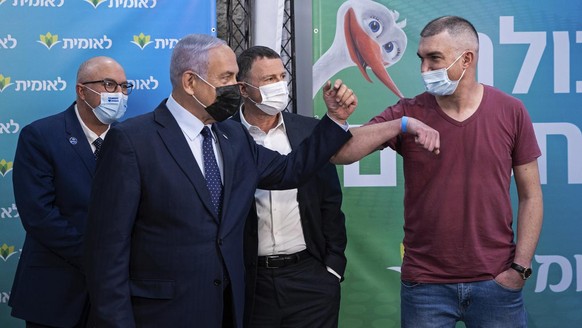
261, 73, 279, 79
417, 51, 444, 59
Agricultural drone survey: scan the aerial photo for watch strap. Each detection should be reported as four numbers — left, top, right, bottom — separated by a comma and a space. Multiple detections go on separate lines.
511, 262, 532, 280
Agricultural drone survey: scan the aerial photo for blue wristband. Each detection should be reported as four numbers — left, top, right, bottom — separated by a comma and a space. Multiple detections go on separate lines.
401, 116, 408, 133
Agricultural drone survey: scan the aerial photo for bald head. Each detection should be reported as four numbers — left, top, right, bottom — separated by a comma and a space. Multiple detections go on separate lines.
77, 56, 125, 83
421, 16, 479, 52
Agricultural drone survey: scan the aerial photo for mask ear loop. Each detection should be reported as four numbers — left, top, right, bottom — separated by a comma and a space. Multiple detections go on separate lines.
190, 72, 214, 109
446, 51, 467, 70
457, 68, 467, 82
79, 85, 100, 110
242, 82, 263, 105
77, 84, 89, 103
191, 93, 208, 109
458, 51, 471, 76
194, 73, 216, 90
82, 85, 101, 96
239, 81, 250, 98
445, 51, 468, 83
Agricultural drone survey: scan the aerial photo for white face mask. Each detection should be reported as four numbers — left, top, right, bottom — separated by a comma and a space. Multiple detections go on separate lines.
83, 86, 128, 124
421, 51, 466, 96
244, 81, 289, 115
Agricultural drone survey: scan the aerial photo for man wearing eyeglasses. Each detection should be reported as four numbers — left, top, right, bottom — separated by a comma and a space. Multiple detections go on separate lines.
9, 56, 131, 328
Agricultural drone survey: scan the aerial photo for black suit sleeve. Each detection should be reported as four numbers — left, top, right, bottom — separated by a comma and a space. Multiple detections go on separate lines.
317, 162, 347, 279
256, 114, 351, 190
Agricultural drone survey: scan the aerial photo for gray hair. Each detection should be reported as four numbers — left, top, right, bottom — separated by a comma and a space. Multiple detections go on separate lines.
169, 34, 227, 89
421, 16, 479, 51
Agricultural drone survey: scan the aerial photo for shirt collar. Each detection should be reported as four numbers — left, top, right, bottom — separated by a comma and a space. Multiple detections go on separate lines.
166, 94, 206, 141
239, 107, 286, 134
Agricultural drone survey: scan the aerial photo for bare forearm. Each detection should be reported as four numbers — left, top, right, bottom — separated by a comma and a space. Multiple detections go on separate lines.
514, 193, 543, 266
513, 161, 544, 267
331, 119, 401, 164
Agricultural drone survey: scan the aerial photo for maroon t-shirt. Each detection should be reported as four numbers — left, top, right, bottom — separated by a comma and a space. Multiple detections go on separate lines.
369, 85, 541, 283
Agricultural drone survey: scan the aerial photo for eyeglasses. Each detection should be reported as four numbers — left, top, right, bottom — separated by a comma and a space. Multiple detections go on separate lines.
82, 79, 134, 95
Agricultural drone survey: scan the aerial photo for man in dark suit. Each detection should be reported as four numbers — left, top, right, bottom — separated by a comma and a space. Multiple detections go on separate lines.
10, 56, 131, 328
83, 34, 356, 328
234, 46, 346, 328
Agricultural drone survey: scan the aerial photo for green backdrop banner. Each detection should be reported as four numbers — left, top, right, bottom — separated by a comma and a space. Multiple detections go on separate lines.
312, 0, 582, 327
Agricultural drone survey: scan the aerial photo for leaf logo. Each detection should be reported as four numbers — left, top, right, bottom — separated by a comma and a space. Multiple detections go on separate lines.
0, 74, 13, 93
131, 33, 153, 50
37, 32, 61, 50
0, 243, 17, 262
84, 0, 108, 9
0, 159, 13, 177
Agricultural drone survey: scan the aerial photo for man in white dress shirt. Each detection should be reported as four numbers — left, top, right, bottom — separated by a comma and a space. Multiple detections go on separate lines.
235, 46, 348, 328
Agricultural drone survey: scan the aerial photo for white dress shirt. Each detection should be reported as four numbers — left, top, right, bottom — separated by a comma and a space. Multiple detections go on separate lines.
240, 112, 306, 257
166, 95, 224, 181
74, 104, 109, 152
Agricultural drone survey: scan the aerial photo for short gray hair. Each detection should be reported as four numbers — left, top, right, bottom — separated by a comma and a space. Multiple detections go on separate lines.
421, 16, 479, 51
169, 34, 227, 89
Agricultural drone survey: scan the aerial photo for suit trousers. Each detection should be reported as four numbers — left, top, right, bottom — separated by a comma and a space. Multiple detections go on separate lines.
249, 254, 341, 328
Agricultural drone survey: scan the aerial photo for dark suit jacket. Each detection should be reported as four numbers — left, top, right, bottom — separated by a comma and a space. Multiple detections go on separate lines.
83, 100, 351, 328
234, 111, 348, 324
10, 103, 92, 327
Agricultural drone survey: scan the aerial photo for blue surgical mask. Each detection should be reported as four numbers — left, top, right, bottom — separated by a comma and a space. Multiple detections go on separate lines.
83, 86, 128, 124
421, 51, 466, 96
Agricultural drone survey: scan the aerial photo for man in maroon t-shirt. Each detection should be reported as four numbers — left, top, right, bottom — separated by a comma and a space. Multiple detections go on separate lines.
334, 16, 543, 328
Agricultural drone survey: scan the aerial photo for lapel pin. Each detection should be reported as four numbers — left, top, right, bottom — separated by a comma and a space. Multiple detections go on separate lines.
69, 137, 78, 145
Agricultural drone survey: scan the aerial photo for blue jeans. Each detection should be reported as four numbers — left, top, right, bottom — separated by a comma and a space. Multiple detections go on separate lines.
400, 279, 527, 328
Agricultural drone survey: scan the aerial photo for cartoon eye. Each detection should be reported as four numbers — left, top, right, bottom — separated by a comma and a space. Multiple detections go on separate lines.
383, 42, 394, 53
365, 17, 383, 36
369, 20, 380, 32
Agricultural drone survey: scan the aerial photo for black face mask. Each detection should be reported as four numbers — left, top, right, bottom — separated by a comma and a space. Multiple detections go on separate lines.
204, 84, 241, 122
192, 74, 241, 122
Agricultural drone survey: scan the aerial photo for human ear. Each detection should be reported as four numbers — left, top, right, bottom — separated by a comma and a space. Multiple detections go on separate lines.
182, 71, 197, 94
462, 51, 474, 68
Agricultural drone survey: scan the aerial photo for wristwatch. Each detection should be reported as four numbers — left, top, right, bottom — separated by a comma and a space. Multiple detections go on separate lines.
511, 262, 533, 280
